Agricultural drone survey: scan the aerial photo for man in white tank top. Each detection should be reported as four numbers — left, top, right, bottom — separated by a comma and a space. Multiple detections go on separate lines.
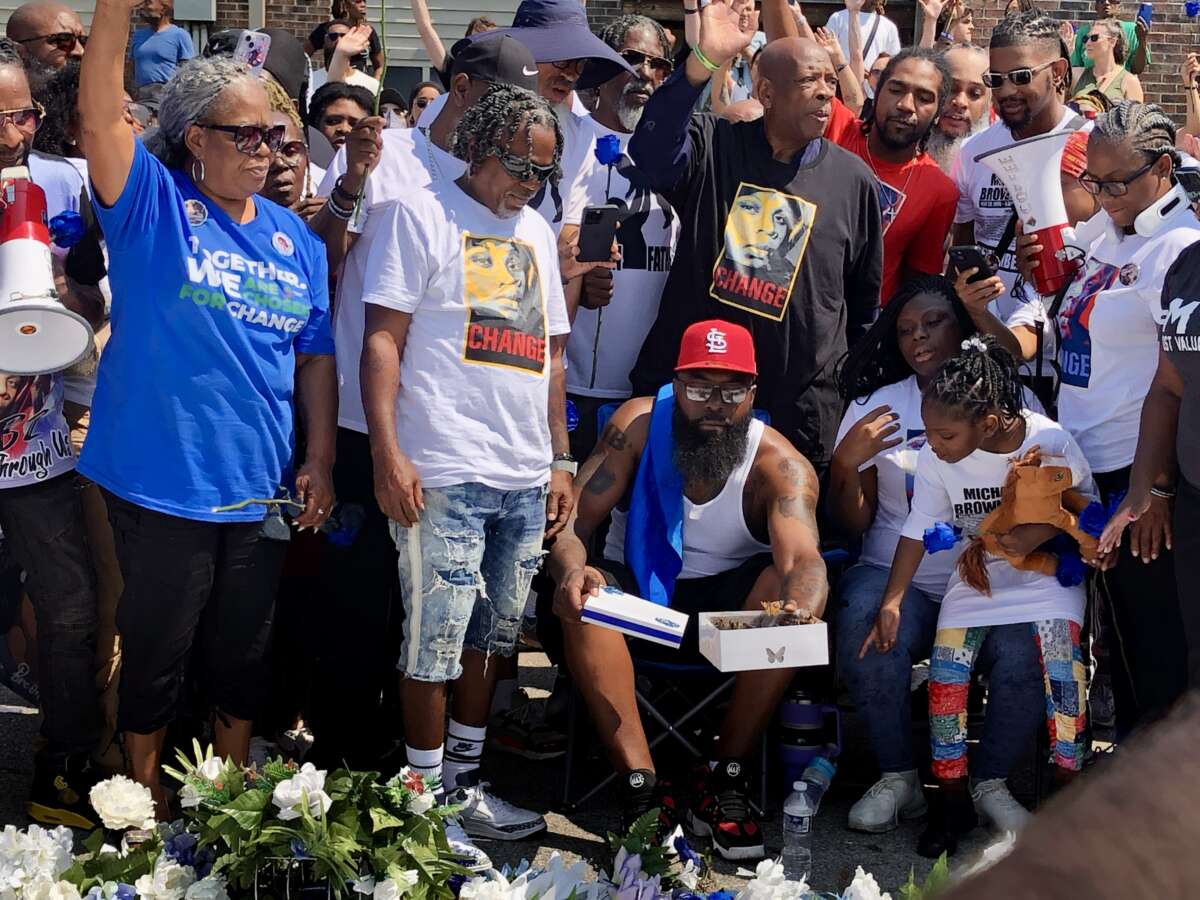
547, 320, 826, 862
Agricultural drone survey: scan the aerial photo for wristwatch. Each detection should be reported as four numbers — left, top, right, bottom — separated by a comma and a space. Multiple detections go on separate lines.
551, 453, 578, 476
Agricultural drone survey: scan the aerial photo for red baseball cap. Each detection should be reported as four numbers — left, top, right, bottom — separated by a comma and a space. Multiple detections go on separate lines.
675, 320, 757, 377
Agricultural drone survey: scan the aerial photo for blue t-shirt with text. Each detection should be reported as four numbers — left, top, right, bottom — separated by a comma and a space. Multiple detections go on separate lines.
131, 24, 195, 86
81, 140, 333, 522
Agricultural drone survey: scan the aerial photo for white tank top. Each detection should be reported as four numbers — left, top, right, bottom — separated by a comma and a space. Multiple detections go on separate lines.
605, 418, 772, 579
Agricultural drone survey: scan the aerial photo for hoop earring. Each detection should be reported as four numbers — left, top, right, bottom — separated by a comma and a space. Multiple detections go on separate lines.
191, 158, 205, 185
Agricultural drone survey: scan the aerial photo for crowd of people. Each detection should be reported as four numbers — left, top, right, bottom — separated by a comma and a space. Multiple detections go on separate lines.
2, 0, 1200, 877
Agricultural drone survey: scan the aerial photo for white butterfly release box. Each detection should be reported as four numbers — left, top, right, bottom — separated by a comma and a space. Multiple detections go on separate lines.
580, 586, 690, 649
697, 612, 829, 672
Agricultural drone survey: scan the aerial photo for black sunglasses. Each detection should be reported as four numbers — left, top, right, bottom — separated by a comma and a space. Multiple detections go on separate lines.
619, 48, 673, 76
495, 149, 556, 183
17, 31, 86, 51
200, 123, 287, 155
982, 60, 1056, 88
414, 97, 431, 108
1078, 160, 1158, 196
325, 31, 347, 42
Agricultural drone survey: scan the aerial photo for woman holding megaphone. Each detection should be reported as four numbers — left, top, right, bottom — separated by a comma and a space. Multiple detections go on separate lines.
988, 102, 1200, 737
78, 0, 337, 811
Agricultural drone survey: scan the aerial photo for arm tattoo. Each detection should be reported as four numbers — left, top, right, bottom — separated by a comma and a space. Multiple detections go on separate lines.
601, 424, 629, 451
778, 458, 805, 486
585, 464, 617, 495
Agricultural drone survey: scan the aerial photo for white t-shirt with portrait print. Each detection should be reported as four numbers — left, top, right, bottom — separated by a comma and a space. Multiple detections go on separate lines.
319, 127, 466, 433
1008, 190, 1200, 474
900, 411, 1095, 629
836, 375, 1044, 596
360, 179, 570, 491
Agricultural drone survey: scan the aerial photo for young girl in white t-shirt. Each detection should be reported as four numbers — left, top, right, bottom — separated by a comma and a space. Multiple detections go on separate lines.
861, 337, 1096, 857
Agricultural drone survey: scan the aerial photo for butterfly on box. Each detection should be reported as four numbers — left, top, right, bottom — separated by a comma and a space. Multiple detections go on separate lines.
765, 646, 786, 664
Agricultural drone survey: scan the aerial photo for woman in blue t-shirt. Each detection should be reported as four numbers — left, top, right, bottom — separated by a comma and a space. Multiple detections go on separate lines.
79, 0, 337, 811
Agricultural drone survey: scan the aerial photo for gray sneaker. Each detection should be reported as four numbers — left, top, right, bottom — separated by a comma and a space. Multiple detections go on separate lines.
848, 770, 927, 833
970, 778, 1032, 833
447, 775, 546, 841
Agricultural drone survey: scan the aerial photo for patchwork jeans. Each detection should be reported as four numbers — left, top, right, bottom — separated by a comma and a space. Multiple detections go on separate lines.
391, 482, 548, 683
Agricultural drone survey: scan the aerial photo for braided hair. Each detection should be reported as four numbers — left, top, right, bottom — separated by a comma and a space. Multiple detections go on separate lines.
860, 47, 952, 152
838, 275, 974, 401
923, 335, 1024, 422
450, 83, 563, 184
599, 14, 671, 59
1090, 100, 1181, 170
990, 11, 1061, 53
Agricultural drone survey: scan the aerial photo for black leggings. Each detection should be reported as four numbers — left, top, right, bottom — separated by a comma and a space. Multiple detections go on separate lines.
1174, 479, 1200, 689
106, 492, 286, 733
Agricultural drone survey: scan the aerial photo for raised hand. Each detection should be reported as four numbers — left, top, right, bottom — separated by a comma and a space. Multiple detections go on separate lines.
1182, 52, 1200, 89
814, 27, 846, 67
697, 0, 758, 69
833, 405, 902, 469
918, 0, 946, 24
335, 23, 373, 61
1059, 20, 1075, 45
844, 0, 865, 15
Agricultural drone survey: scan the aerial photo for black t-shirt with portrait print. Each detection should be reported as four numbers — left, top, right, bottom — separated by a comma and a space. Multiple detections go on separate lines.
310, 19, 381, 73
626, 68, 883, 469
1159, 243, 1200, 488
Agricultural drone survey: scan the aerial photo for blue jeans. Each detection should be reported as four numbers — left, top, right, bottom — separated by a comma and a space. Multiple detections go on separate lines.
391, 482, 547, 683
836, 563, 1046, 779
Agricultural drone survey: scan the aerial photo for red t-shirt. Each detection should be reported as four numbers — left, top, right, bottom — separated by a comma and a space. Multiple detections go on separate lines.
825, 99, 959, 304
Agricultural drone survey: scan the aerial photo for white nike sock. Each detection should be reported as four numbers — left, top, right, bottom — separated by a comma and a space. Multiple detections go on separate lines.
406, 745, 443, 790
443, 719, 487, 789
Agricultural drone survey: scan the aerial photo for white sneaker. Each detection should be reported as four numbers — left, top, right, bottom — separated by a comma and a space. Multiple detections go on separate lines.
848, 770, 927, 833
447, 779, 546, 841
970, 778, 1032, 833
443, 818, 492, 872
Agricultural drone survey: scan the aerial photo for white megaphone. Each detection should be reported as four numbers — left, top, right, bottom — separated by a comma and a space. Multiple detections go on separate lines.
974, 130, 1082, 296
0, 167, 93, 375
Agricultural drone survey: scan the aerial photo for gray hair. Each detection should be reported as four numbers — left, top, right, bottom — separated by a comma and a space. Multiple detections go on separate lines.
1091, 100, 1180, 169
599, 14, 670, 59
143, 55, 260, 169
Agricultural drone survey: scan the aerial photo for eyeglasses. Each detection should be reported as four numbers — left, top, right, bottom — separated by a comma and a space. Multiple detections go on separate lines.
619, 48, 673, 76
0, 104, 43, 132
495, 149, 557, 183
676, 380, 752, 405
551, 59, 585, 73
200, 123, 287, 155
16, 31, 86, 51
1078, 160, 1158, 196
325, 31, 347, 42
982, 60, 1056, 88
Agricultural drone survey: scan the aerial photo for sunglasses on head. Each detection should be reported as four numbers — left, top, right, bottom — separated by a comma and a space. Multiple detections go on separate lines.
0, 103, 44, 132
200, 123, 287, 155
619, 48, 673, 76
982, 60, 1056, 88
16, 31, 85, 51
494, 149, 556, 183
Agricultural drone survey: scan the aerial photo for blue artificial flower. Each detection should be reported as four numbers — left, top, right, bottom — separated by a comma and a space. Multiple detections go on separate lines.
566, 398, 580, 433
114, 885, 136, 900
923, 522, 962, 553
48, 210, 86, 248
290, 838, 312, 860
164, 831, 198, 867
192, 847, 215, 880
672, 893, 705, 900
1078, 501, 1109, 538
672, 835, 702, 869
84, 889, 103, 900
448, 874, 467, 897
1056, 549, 1087, 587
595, 134, 622, 166
706, 892, 735, 900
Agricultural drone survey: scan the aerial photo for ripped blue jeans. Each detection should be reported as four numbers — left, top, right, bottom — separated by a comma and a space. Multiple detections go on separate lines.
391, 482, 548, 683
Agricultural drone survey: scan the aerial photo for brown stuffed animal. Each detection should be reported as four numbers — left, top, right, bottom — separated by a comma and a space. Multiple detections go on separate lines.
958, 446, 1099, 595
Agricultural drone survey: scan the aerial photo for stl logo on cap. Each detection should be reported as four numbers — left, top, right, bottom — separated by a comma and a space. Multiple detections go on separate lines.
705, 328, 728, 354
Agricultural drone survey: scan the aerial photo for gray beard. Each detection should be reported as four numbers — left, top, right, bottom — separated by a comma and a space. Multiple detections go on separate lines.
926, 114, 990, 174
615, 78, 653, 131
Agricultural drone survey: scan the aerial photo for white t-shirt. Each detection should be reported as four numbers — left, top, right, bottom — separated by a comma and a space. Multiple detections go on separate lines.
1008, 190, 1200, 473
533, 101, 594, 235
360, 179, 570, 489
823, 10, 901, 71
563, 122, 678, 398
900, 411, 1095, 629
836, 375, 1044, 595
320, 127, 466, 433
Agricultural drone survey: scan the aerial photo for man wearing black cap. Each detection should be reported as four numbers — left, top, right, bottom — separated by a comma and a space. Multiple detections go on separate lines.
302, 36, 543, 865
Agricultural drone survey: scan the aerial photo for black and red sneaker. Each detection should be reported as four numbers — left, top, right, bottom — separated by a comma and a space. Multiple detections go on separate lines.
619, 769, 682, 837
686, 759, 765, 861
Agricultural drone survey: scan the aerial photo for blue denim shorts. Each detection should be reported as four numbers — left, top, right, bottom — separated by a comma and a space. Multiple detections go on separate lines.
390, 482, 548, 682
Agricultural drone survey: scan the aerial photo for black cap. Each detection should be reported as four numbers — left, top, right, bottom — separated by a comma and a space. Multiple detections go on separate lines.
447, 33, 539, 91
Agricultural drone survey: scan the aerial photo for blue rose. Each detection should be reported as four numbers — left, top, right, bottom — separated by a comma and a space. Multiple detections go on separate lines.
1056, 549, 1087, 587
48, 210, 86, 248
1078, 501, 1109, 539
923, 522, 961, 553
673, 834, 702, 868
595, 134, 622, 166
565, 398, 580, 433
114, 885, 136, 900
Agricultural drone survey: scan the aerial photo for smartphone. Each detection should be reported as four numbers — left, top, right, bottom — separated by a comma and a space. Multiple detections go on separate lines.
234, 31, 271, 75
1177, 167, 1200, 204
1137, 2, 1153, 24
577, 204, 623, 263
948, 245, 998, 283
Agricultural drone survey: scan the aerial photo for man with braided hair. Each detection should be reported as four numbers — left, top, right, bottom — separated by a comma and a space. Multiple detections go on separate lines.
359, 84, 611, 865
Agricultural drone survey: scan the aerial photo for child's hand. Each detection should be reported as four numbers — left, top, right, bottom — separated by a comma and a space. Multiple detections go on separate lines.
995, 522, 1060, 557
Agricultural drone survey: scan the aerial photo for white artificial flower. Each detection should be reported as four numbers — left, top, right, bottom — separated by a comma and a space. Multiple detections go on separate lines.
458, 869, 534, 900
735, 859, 809, 900
524, 853, 588, 900
178, 785, 202, 810
842, 866, 891, 900
676, 860, 699, 891
89, 776, 156, 831
196, 758, 223, 782
22, 879, 82, 900
372, 878, 401, 900
184, 875, 230, 900
134, 858, 196, 900
271, 763, 332, 821
352, 876, 376, 895
405, 792, 436, 816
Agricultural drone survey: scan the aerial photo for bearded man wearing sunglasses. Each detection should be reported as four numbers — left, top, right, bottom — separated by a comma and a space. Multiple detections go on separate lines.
79, 0, 336, 816
5, 2, 86, 70
547, 319, 826, 861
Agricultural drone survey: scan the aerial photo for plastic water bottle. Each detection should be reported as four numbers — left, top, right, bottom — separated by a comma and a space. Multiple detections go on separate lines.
781, 781, 815, 881
800, 755, 837, 815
